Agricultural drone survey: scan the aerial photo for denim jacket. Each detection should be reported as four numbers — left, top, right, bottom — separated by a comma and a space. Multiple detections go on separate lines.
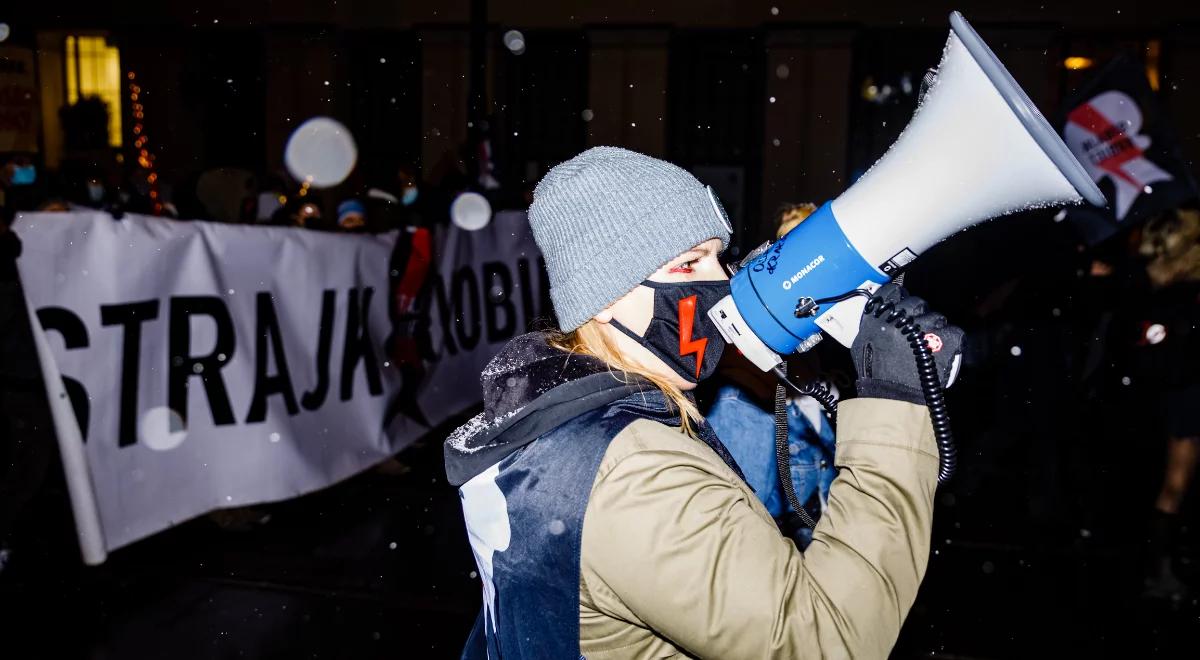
706, 384, 836, 546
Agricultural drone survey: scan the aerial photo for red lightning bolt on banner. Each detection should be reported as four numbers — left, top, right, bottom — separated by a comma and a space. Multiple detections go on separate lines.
677, 295, 708, 381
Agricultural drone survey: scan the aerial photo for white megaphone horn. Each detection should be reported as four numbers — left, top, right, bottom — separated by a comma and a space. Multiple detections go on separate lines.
711, 11, 1107, 371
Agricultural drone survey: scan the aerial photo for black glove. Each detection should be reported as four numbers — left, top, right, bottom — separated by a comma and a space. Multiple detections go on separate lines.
851, 283, 963, 405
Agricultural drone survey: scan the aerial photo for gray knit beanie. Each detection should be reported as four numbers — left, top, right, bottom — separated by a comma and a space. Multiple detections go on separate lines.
528, 147, 732, 331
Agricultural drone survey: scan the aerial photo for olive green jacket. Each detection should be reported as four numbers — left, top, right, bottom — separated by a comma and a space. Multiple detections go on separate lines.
578, 398, 938, 659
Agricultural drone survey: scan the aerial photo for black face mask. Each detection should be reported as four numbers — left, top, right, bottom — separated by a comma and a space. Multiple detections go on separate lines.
610, 280, 730, 384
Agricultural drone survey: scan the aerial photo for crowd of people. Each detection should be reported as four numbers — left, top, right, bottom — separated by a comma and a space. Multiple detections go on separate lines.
0, 155, 437, 234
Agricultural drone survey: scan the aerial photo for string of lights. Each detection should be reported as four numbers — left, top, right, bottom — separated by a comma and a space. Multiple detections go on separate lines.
127, 70, 163, 215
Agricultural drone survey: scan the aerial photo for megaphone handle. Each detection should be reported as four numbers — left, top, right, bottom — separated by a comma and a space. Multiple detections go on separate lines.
811, 281, 884, 348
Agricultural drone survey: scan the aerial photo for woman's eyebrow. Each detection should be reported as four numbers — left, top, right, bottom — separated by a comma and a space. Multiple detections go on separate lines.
672, 249, 705, 262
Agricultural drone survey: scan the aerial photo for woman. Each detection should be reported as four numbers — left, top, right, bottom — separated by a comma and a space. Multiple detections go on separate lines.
445, 147, 961, 658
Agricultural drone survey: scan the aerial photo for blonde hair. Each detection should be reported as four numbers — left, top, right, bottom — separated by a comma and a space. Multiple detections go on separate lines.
774, 202, 819, 239
547, 320, 702, 437
1140, 208, 1200, 287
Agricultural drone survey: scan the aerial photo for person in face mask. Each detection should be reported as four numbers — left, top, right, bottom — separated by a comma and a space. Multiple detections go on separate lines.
398, 167, 420, 207
446, 147, 959, 660
84, 176, 107, 207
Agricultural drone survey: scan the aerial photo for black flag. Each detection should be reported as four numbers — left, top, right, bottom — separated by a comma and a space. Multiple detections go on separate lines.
1057, 53, 1198, 246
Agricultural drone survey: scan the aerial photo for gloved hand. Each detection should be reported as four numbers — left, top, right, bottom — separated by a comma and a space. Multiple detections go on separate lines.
851, 283, 963, 405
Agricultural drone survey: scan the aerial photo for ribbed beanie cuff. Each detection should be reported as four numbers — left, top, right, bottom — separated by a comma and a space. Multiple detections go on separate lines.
528, 147, 732, 331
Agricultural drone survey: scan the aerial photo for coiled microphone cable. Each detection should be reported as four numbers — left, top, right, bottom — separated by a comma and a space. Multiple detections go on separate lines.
772, 285, 957, 529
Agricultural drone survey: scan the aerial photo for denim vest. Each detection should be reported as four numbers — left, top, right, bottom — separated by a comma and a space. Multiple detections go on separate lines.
459, 391, 742, 659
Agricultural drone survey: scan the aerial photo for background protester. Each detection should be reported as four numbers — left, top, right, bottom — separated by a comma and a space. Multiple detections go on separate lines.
272, 196, 323, 228
336, 198, 368, 232
0, 207, 58, 575
1131, 205, 1200, 601
704, 201, 838, 547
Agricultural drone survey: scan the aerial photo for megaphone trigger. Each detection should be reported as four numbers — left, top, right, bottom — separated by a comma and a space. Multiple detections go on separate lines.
812, 281, 883, 348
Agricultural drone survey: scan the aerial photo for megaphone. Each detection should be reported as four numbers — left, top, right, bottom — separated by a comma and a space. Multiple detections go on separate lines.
710, 11, 1106, 372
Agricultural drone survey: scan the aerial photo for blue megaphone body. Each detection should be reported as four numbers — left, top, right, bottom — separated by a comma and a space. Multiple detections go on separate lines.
724, 201, 886, 356
710, 11, 1106, 371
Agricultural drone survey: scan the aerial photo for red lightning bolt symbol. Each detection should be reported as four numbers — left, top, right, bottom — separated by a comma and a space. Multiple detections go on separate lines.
677, 295, 708, 381
1068, 103, 1146, 188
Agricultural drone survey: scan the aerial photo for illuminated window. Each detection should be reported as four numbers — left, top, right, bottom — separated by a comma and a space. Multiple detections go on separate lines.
65, 35, 123, 147
1063, 56, 1095, 71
